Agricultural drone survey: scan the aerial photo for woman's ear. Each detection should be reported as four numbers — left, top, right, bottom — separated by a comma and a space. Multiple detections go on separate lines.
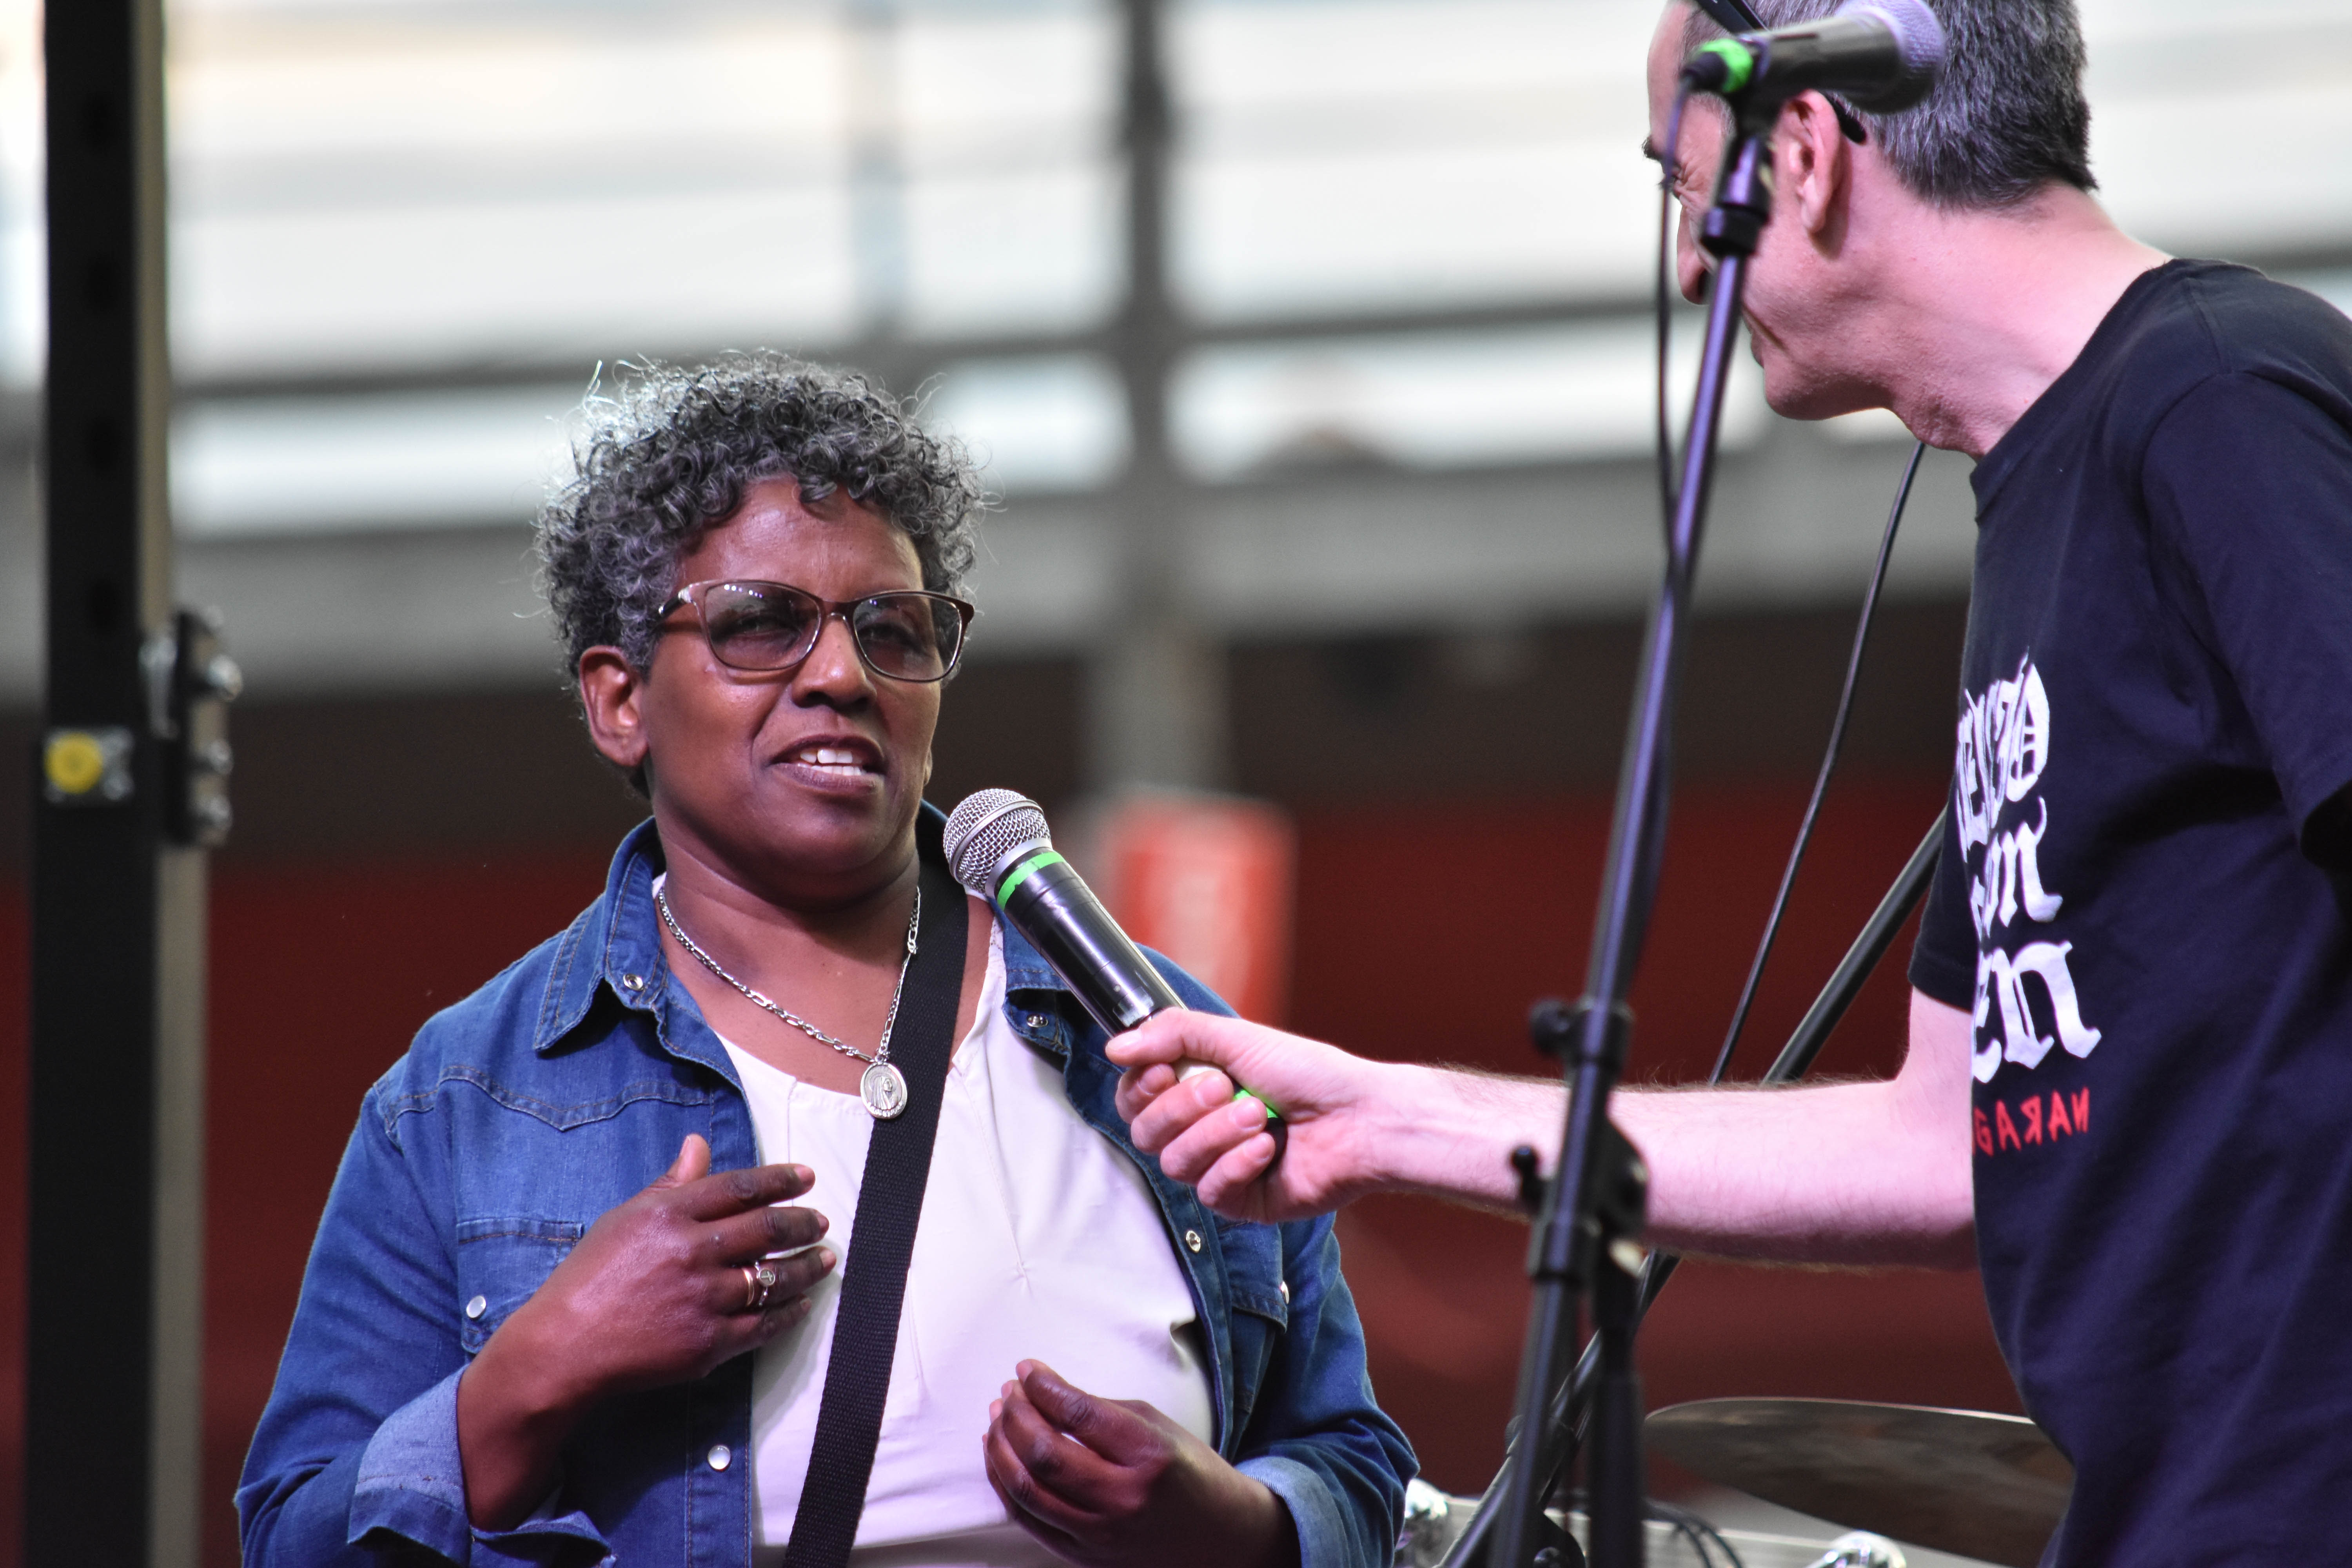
579, 646, 650, 774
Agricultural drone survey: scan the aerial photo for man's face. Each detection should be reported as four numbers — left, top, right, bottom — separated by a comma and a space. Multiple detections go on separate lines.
1645, 3, 1719, 308
1644, 2, 1884, 421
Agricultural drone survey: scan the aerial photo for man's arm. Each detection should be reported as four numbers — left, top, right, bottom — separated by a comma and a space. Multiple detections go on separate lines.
1112, 988, 1977, 1269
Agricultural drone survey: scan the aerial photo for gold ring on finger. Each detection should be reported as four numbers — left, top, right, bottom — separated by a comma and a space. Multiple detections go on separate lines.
739, 1263, 762, 1312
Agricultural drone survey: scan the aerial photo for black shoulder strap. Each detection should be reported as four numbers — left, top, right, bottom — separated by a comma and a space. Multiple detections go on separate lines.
781, 837, 969, 1568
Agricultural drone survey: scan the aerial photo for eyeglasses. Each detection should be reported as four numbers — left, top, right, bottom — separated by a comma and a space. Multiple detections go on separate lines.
657, 579, 975, 683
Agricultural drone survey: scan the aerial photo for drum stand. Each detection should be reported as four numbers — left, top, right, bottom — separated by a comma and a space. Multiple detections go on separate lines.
1485, 97, 1786, 1568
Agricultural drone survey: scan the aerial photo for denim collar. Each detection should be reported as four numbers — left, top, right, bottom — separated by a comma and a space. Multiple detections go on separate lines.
532, 816, 668, 1055
533, 805, 1078, 1057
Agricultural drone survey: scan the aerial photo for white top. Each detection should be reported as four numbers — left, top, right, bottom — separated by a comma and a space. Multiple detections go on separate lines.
711, 920, 1216, 1568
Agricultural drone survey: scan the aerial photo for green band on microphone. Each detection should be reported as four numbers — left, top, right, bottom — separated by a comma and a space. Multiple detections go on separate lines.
1236, 1088, 1283, 1122
1697, 37, 1756, 92
996, 848, 1066, 907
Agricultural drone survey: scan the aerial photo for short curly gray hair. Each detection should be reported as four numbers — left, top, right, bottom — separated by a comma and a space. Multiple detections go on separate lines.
537, 354, 984, 680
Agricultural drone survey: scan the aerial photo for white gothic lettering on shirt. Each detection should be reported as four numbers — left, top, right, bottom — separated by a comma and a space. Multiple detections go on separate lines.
1953, 655, 2103, 1085
1969, 796, 2065, 939
1954, 654, 2052, 853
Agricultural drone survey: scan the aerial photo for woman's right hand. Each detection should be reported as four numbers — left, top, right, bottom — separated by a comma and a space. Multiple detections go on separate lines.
457, 1134, 833, 1527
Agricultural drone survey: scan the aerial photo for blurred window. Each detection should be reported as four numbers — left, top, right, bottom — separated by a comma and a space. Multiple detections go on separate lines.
1173, 0, 1657, 318
0, 0, 2344, 530
173, 386, 581, 537
1173, 323, 1766, 479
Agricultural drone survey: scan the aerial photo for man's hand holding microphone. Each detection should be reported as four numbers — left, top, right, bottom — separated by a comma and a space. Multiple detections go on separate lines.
1111, 1012, 1558, 1223
942, 787, 1567, 1225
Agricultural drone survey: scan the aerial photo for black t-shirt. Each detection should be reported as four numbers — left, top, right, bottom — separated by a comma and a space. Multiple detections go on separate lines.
1909, 260, 2352, 1564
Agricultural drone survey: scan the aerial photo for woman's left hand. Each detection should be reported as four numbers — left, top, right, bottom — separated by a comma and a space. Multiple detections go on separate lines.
983, 1360, 1299, 1568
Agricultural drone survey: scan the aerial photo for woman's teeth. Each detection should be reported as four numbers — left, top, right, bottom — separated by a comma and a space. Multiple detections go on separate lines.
796, 747, 868, 773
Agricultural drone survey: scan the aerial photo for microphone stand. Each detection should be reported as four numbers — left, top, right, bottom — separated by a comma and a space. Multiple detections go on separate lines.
1437, 811, 1944, 1568
1487, 98, 1781, 1568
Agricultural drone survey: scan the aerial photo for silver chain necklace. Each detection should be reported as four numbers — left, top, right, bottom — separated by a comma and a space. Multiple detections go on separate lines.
655, 882, 920, 1120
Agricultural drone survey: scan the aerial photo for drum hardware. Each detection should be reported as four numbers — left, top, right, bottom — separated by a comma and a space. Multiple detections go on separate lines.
1397, 1487, 1919, 1568
1399, 1480, 1471, 1567
1803, 1532, 1906, 1568
1646, 1398, 2071, 1568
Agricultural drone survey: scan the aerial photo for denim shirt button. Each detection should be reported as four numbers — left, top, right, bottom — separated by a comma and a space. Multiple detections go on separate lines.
464, 1295, 487, 1321
1184, 1229, 1203, 1253
1024, 1013, 1047, 1031
1279, 1279, 1290, 1303
620, 973, 646, 993
707, 1444, 732, 1472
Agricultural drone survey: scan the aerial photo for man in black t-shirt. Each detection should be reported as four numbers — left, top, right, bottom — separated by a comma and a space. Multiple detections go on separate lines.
1902, 260, 2352, 1561
1104, 1, 2352, 1563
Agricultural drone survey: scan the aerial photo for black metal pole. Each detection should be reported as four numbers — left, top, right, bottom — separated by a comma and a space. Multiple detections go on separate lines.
26, 1, 209, 1564
1761, 813, 1944, 1083
1490, 114, 1777, 1568
1091, 0, 1225, 791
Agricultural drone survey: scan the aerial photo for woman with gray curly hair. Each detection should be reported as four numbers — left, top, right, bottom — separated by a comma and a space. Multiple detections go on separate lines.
238, 356, 1412, 1568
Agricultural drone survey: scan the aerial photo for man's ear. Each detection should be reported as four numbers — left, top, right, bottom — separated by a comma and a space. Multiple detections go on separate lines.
579, 646, 650, 774
1779, 89, 1853, 246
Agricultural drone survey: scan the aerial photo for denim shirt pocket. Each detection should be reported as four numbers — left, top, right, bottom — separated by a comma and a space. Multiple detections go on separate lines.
1214, 1218, 1291, 1440
454, 1216, 586, 1354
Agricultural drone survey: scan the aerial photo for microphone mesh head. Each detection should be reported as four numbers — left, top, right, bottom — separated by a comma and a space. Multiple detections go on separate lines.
943, 789, 1052, 896
1835, 0, 1944, 113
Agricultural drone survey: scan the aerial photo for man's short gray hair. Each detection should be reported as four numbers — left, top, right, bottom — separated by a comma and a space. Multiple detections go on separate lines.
537, 355, 984, 681
1683, 0, 2095, 209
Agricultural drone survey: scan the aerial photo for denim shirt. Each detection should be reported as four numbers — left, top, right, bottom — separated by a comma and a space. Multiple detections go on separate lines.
238, 815, 1414, 1568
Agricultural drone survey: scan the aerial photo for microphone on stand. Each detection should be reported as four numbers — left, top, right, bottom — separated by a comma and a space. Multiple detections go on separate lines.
943, 788, 1281, 1121
1683, 0, 1945, 114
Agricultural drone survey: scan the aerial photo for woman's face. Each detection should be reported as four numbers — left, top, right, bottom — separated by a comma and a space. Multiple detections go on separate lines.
612, 478, 940, 907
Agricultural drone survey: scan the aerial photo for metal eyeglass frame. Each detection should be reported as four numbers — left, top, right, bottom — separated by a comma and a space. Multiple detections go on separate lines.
656, 579, 977, 683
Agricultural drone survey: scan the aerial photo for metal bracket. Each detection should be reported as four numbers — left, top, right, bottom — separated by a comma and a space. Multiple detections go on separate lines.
1529, 995, 1637, 1072
143, 606, 241, 846
1700, 110, 1779, 261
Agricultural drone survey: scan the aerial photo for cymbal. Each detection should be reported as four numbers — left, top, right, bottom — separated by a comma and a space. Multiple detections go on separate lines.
1646, 1397, 2071, 1568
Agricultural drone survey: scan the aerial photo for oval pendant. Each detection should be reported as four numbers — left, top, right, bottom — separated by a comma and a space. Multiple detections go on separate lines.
860, 1060, 910, 1120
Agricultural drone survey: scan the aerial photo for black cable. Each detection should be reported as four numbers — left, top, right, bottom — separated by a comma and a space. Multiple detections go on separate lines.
1647, 1498, 1748, 1568
1555, 1491, 1751, 1568
1655, 82, 1693, 527
1707, 437, 1927, 1085
1691, 0, 1766, 32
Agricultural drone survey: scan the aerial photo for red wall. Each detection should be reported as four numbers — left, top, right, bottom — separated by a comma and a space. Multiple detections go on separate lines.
0, 777, 2017, 1561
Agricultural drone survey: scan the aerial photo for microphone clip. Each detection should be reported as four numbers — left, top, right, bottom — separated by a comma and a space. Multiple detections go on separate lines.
1528, 996, 1637, 1073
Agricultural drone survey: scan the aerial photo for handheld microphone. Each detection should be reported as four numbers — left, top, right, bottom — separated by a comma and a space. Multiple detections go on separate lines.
1683, 0, 1944, 115
944, 788, 1280, 1121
